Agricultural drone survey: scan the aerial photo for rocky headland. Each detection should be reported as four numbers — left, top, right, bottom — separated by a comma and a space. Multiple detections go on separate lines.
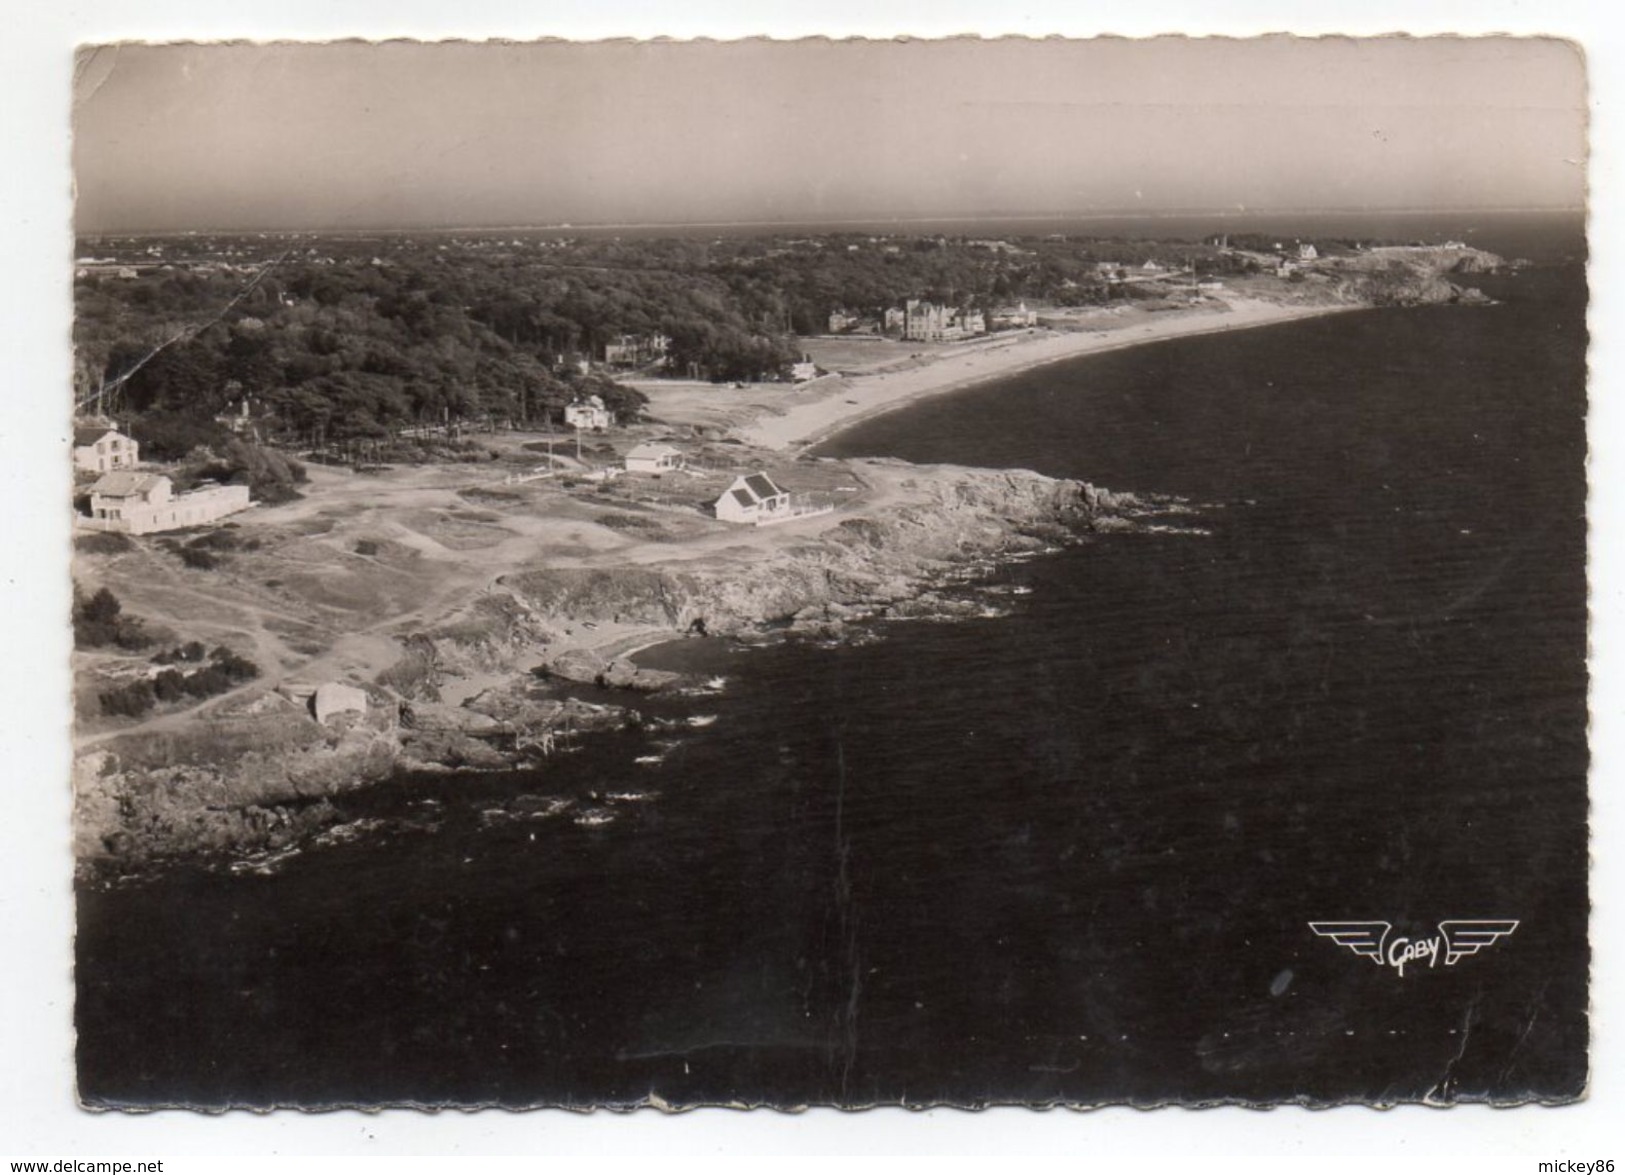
73, 460, 1155, 874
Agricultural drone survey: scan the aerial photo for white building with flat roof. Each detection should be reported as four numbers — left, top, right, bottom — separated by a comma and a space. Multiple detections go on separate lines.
82, 472, 252, 536
624, 443, 682, 473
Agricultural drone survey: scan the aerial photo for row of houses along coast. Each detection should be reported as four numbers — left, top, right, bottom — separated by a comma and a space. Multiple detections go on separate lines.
827, 299, 1038, 340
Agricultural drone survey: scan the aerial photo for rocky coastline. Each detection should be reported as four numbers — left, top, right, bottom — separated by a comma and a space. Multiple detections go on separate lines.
74, 461, 1153, 876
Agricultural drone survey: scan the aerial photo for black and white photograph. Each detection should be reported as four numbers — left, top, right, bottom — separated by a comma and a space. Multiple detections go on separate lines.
5, 7, 1617, 1156
60, 33, 1591, 1113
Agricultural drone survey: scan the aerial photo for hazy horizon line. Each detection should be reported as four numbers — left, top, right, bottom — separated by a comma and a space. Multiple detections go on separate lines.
76, 203, 1586, 239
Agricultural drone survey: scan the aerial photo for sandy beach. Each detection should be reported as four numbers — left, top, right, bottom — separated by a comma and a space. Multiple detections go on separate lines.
675, 298, 1361, 452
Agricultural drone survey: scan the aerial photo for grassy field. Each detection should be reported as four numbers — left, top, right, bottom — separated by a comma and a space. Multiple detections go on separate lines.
70, 426, 883, 745
797, 335, 945, 373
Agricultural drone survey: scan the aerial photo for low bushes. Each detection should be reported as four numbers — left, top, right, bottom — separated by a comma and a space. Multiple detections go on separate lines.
158, 528, 262, 570
98, 679, 156, 718
75, 531, 134, 556
152, 641, 206, 665
103, 645, 260, 717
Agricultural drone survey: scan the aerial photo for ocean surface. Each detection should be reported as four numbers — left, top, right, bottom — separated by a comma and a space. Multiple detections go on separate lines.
76, 213, 1589, 1107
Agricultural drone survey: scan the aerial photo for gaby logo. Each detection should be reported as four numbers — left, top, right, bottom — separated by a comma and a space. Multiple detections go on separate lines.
1309, 920, 1520, 977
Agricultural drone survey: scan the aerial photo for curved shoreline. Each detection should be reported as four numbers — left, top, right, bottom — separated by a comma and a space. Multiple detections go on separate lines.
730, 298, 1363, 452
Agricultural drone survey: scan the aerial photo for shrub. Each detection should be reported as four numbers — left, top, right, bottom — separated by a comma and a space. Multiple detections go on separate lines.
80, 587, 121, 625
254, 481, 304, 506
596, 512, 656, 532
178, 547, 220, 570
75, 617, 120, 648
139, 646, 261, 707
152, 641, 206, 665
181, 666, 233, 697
152, 668, 187, 702
73, 585, 150, 650
185, 530, 241, 552
112, 619, 153, 651
461, 487, 522, 504
209, 646, 260, 682
75, 531, 134, 556
354, 539, 380, 557
99, 679, 155, 718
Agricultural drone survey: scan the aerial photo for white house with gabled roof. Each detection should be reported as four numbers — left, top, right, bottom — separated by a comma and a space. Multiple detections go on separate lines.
714, 472, 790, 524
72, 425, 139, 474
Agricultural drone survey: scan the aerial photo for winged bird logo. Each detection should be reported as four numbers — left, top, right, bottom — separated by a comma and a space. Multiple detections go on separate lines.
1310, 919, 1519, 977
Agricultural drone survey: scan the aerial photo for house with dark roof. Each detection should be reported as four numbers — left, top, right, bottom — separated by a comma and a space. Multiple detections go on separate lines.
715, 472, 790, 524
72, 425, 139, 474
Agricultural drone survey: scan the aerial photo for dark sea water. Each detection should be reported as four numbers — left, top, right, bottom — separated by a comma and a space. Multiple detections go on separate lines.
76, 214, 1589, 1108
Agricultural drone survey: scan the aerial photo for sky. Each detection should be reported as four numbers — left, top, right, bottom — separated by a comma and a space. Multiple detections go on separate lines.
71, 36, 1587, 233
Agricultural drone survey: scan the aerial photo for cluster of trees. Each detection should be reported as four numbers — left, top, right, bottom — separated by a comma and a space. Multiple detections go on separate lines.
714, 233, 1293, 328
74, 239, 777, 449
126, 419, 311, 504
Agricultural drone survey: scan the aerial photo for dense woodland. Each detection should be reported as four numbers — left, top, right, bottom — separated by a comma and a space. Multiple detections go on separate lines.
73, 230, 1289, 459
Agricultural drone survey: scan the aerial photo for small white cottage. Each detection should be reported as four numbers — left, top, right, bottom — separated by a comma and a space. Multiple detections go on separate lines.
715, 472, 790, 524
624, 443, 682, 473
